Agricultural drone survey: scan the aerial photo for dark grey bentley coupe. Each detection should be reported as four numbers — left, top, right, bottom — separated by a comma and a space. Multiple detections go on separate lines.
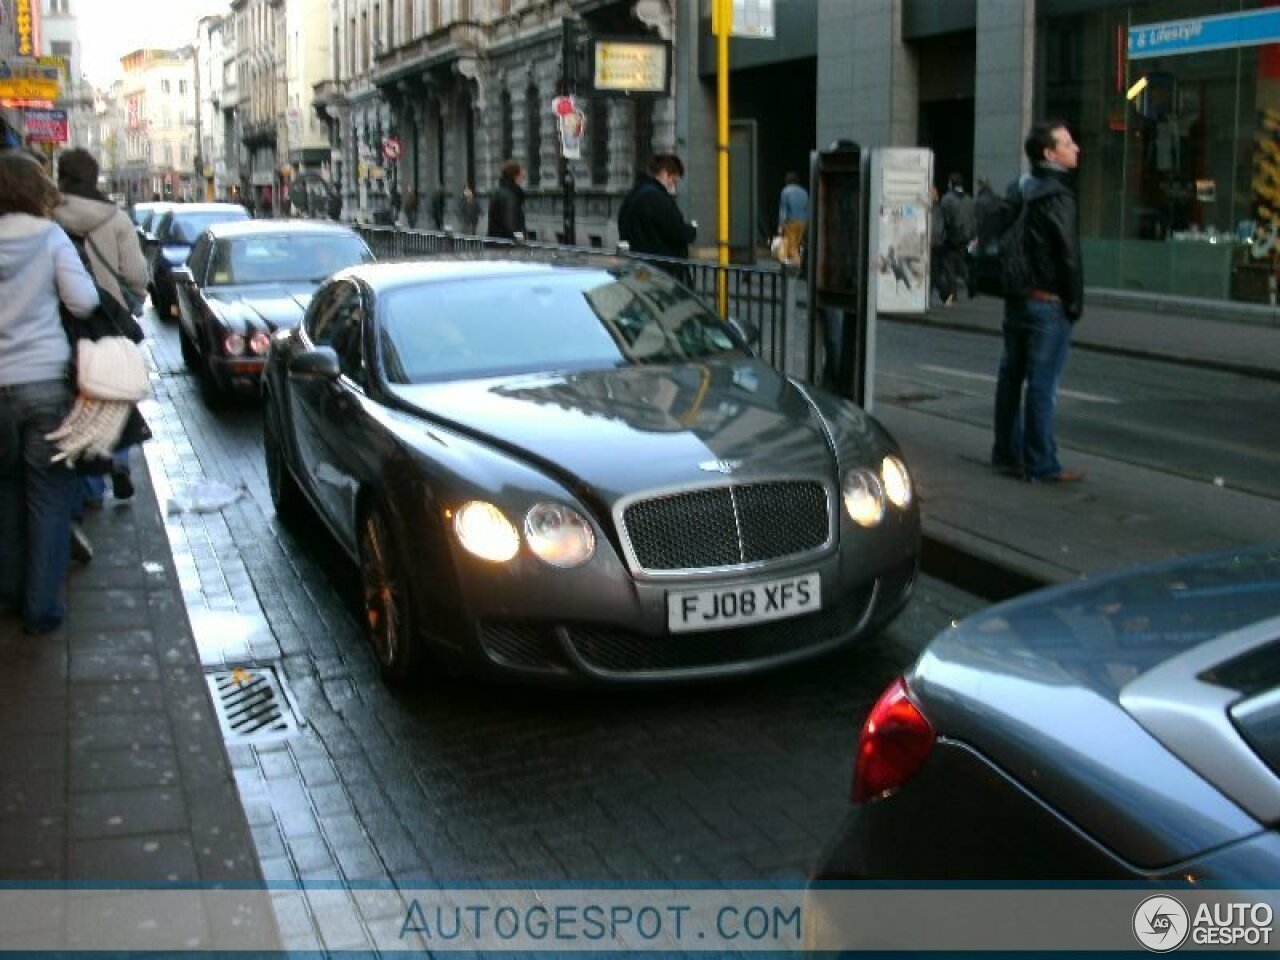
261, 258, 920, 686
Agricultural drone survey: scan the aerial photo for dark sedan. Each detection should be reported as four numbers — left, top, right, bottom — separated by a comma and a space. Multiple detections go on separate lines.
262, 258, 920, 687
172, 219, 373, 404
149, 202, 249, 320
808, 543, 1280, 926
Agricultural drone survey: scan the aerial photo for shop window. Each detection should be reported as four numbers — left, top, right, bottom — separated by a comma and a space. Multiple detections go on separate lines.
526, 82, 542, 186
589, 97, 608, 186
500, 89, 513, 163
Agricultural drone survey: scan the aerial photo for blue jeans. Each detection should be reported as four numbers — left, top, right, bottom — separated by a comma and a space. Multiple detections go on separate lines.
0, 379, 77, 631
991, 298, 1073, 479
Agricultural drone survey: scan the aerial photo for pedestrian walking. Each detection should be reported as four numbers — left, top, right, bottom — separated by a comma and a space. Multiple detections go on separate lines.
0, 152, 100, 634
991, 121, 1085, 484
486, 160, 527, 241
928, 185, 947, 303
775, 171, 808, 269
617, 153, 697, 281
403, 188, 419, 229
52, 148, 149, 517
939, 172, 975, 304
458, 184, 481, 235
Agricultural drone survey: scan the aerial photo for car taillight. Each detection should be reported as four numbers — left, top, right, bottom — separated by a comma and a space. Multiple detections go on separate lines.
852, 677, 934, 803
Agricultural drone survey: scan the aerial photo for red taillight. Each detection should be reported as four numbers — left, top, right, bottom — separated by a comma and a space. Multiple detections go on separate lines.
852, 677, 934, 803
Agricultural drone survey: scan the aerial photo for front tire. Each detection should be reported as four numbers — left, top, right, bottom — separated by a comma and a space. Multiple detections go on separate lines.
359, 505, 420, 689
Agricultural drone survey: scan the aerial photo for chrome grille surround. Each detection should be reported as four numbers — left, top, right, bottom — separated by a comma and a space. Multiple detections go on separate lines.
617, 479, 834, 575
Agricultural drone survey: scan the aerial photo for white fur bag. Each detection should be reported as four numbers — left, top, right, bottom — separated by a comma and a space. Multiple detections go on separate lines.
76, 336, 150, 403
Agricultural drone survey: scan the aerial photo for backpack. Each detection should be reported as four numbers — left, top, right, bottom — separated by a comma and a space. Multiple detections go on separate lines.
996, 198, 1035, 301
967, 181, 1033, 299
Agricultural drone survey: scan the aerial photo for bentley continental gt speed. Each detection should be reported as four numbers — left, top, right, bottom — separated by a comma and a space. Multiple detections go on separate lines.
262, 258, 921, 687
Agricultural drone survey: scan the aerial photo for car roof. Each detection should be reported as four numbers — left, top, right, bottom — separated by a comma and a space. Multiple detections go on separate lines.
206, 220, 362, 240
164, 203, 248, 216
336, 256, 625, 292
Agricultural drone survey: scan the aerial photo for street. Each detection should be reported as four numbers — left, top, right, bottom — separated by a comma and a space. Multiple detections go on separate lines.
877, 319, 1280, 498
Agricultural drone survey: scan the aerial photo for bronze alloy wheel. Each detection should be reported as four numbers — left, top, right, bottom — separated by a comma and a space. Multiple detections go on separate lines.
359, 507, 416, 686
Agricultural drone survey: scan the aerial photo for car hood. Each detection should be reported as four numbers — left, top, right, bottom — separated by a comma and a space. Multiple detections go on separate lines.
386, 358, 876, 499
210, 284, 314, 332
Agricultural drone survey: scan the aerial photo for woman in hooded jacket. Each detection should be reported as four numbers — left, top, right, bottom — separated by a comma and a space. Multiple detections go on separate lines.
0, 151, 99, 635
52, 148, 148, 504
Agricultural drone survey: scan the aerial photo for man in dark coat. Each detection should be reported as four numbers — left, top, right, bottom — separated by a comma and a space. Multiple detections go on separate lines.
617, 153, 697, 264
991, 121, 1085, 485
486, 160, 526, 240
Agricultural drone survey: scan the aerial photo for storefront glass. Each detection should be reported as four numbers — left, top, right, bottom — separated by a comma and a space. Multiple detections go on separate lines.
1044, 0, 1280, 303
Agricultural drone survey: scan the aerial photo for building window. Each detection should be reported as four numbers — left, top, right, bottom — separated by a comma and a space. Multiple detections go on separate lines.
589, 97, 608, 186
500, 88, 513, 163
525, 82, 541, 187
633, 99, 653, 179
51, 40, 71, 59
162, 79, 171, 94
179, 79, 187, 95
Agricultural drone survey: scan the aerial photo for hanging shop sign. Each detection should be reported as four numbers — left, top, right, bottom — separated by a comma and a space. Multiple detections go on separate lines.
10, 0, 41, 58
23, 108, 67, 144
1129, 7, 1280, 60
589, 37, 671, 96
0, 59, 61, 101
381, 135, 402, 161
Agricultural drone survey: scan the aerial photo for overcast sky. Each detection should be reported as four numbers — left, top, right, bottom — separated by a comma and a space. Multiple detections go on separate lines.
76, 0, 228, 86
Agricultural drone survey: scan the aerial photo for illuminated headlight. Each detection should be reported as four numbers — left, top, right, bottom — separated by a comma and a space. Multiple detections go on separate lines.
248, 332, 271, 355
880, 455, 913, 509
453, 500, 519, 563
222, 333, 245, 355
842, 468, 885, 527
524, 503, 595, 567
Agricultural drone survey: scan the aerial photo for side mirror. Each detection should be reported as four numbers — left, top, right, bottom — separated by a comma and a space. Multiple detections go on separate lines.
729, 316, 761, 349
288, 347, 341, 381
171, 266, 194, 285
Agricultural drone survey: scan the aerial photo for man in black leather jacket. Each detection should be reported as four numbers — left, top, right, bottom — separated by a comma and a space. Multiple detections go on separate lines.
991, 121, 1085, 484
618, 154, 697, 281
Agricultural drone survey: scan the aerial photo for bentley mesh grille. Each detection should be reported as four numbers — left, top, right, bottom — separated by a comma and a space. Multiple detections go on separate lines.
622, 480, 828, 571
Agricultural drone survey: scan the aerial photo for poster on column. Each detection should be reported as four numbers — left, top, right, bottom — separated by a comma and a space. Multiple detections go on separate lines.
869, 148, 932, 316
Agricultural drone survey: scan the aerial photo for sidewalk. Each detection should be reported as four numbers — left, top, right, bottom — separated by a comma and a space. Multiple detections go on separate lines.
0, 457, 274, 937
879, 294, 1280, 594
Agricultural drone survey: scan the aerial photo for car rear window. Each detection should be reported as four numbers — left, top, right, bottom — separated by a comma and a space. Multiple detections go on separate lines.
377, 269, 743, 384
166, 211, 248, 245
208, 234, 372, 285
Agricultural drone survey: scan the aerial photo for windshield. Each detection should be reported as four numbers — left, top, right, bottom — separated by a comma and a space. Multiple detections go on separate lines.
208, 234, 373, 286
164, 210, 248, 245
378, 268, 744, 384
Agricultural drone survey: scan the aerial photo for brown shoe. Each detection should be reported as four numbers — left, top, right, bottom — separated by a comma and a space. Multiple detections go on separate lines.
1027, 468, 1085, 484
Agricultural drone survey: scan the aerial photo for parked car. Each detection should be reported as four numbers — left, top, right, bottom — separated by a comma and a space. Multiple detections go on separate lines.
808, 543, 1280, 902
262, 258, 920, 687
131, 200, 176, 275
148, 202, 249, 320
172, 219, 373, 405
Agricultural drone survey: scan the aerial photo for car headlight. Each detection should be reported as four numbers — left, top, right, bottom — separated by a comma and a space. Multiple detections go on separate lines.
524, 503, 595, 567
880, 454, 912, 509
222, 333, 245, 355
842, 468, 884, 527
248, 332, 272, 355
453, 500, 519, 563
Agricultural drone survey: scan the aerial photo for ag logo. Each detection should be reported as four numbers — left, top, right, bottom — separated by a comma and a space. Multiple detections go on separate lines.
1133, 895, 1190, 952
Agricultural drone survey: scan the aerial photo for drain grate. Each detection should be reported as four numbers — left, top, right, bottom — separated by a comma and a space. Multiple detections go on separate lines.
205, 665, 301, 744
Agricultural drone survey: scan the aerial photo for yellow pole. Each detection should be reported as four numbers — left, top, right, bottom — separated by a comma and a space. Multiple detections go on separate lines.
714, 0, 730, 316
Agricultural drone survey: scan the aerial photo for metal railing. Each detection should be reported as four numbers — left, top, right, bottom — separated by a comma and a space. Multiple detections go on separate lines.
352, 225, 802, 376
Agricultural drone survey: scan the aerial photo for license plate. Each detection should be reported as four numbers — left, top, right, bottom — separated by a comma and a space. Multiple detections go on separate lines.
667, 572, 821, 634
